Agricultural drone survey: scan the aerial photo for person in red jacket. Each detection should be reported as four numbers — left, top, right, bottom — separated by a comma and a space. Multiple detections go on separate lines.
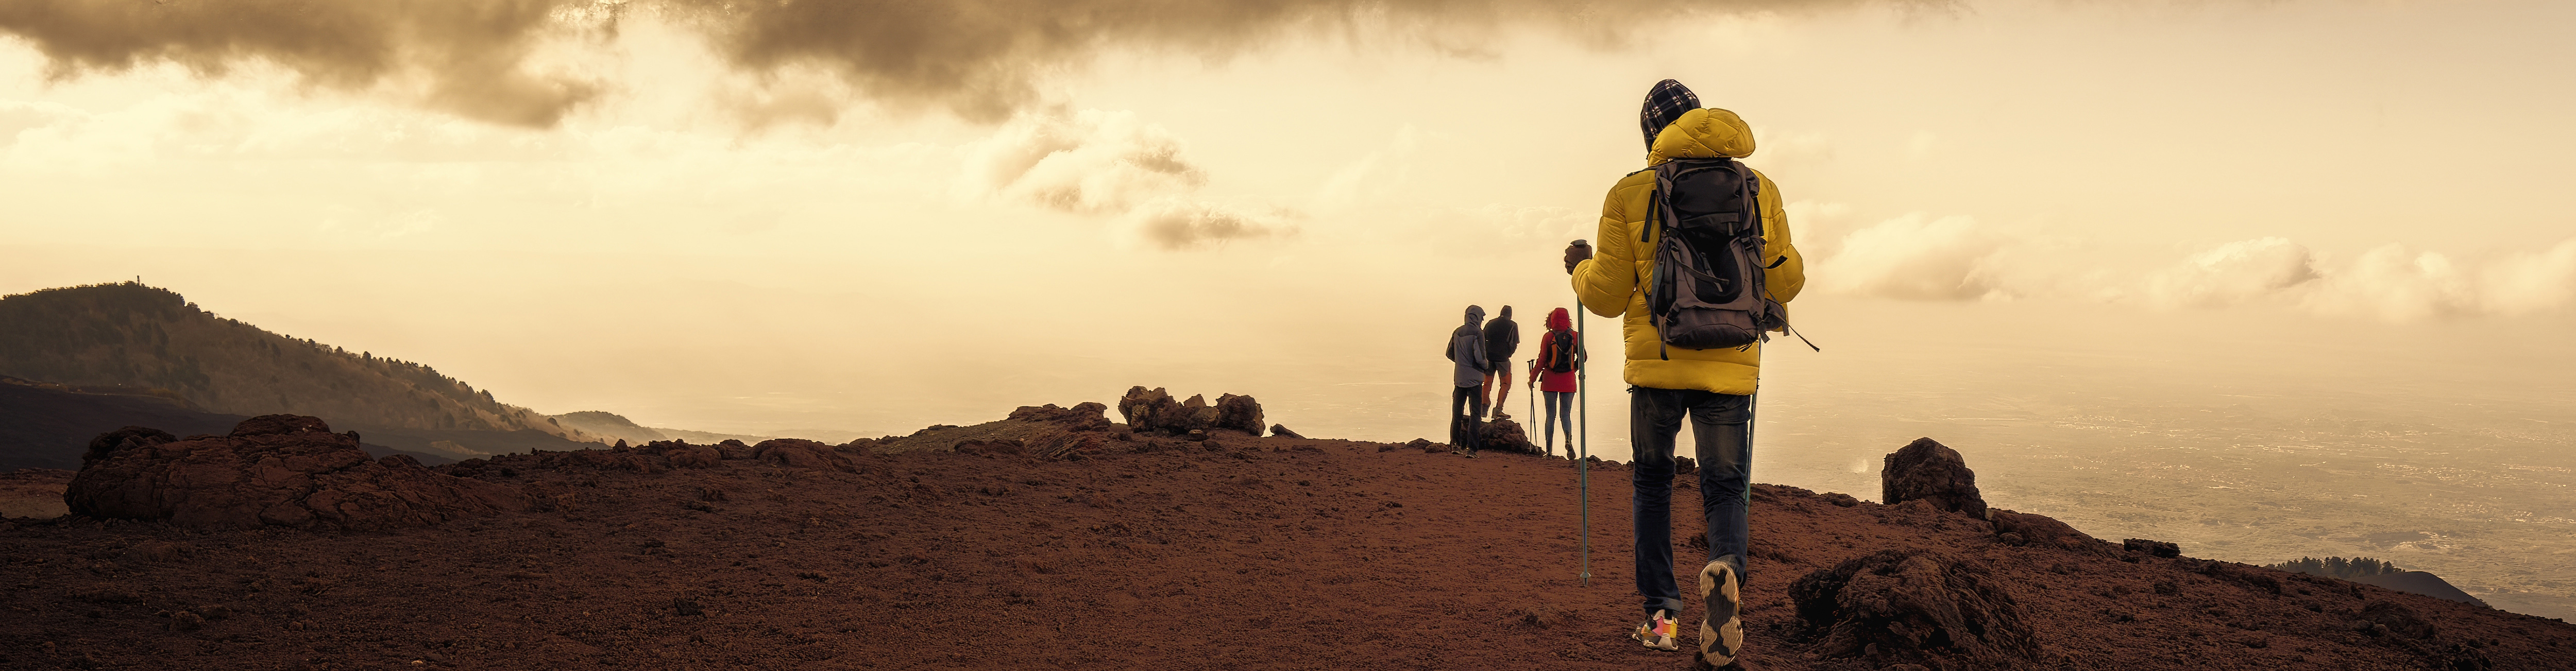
1526, 307, 1585, 458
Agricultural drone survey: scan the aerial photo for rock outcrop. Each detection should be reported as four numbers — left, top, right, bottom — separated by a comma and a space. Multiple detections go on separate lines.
752, 439, 856, 472
1790, 548, 2040, 669
1476, 418, 1538, 455
1118, 387, 1267, 437
64, 416, 530, 531
1268, 424, 1304, 439
1880, 437, 1986, 516
1987, 508, 2098, 551
1213, 394, 1265, 436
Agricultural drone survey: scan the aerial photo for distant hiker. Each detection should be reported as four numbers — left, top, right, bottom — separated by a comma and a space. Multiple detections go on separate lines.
1565, 79, 1806, 669
1482, 305, 1520, 419
1527, 307, 1584, 458
1442, 305, 1491, 457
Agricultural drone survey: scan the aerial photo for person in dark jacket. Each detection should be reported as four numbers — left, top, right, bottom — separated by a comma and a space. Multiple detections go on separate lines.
1482, 305, 1520, 419
1443, 305, 1490, 456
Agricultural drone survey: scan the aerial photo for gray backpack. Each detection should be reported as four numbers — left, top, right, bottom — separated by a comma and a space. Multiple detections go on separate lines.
1641, 157, 1812, 357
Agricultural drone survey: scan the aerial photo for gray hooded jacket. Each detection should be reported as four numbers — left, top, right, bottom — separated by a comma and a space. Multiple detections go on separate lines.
1443, 305, 1490, 388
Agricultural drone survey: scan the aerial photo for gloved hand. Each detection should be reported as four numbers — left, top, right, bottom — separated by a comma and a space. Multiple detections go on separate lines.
1564, 239, 1592, 274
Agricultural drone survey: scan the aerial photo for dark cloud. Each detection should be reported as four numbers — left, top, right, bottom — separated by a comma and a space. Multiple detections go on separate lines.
0, 0, 1901, 127
0, 0, 605, 127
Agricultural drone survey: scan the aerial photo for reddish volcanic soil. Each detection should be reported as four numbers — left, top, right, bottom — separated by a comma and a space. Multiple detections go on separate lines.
3, 415, 2573, 670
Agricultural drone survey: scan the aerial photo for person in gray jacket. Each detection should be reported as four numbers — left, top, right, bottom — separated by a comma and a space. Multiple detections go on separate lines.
1443, 305, 1491, 456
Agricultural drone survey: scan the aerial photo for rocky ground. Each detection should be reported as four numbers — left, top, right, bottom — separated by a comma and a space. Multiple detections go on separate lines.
2, 398, 2571, 670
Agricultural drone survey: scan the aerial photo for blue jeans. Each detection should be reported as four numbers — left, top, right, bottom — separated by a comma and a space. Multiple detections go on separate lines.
1630, 387, 1752, 616
1540, 390, 1575, 455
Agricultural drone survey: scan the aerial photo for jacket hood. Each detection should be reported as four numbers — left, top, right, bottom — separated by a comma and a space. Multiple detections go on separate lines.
1547, 307, 1570, 331
1647, 107, 1755, 166
1464, 305, 1485, 326
1497, 305, 1512, 320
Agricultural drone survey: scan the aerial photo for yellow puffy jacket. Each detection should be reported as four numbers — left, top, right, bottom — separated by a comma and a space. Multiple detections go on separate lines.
1570, 107, 1806, 395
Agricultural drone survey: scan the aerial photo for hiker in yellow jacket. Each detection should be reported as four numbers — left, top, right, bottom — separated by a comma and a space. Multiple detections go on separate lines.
1565, 79, 1805, 670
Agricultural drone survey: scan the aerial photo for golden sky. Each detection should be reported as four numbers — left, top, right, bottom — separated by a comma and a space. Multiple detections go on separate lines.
2, 0, 2570, 442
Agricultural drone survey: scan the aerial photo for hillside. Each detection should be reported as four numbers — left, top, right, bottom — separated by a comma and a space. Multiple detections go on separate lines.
2, 403, 2569, 670
0, 283, 592, 442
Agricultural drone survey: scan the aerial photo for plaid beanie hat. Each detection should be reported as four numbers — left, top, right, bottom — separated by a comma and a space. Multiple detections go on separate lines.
1639, 79, 1700, 151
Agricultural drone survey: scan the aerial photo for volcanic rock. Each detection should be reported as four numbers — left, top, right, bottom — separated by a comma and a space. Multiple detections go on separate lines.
1790, 548, 2039, 669
1880, 437, 1987, 516
716, 439, 755, 460
2361, 600, 2437, 639
1269, 424, 1304, 439
1117, 387, 1205, 435
1212, 394, 1265, 436
64, 415, 530, 530
2123, 538, 2181, 558
658, 442, 723, 469
1179, 394, 1219, 431
753, 439, 857, 472
1988, 508, 2097, 551
1007, 403, 1114, 432
1477, 418, 1538, 455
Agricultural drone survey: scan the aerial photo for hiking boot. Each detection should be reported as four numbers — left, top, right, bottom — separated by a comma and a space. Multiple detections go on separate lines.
1492, 410, 1512, 420
1698, 557, 1745, 667
1631, 609, 1681, 651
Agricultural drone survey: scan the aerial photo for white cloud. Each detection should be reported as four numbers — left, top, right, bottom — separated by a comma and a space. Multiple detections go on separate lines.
963, 108, 1205, 214
1810, 213, 2007, 301
2144, 236, 2319, 308
961, 108, 1294, 250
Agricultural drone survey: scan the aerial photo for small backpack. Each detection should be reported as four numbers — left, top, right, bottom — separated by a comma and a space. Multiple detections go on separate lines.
1641, 157, 1802, 358
1542, 330, 1578, 373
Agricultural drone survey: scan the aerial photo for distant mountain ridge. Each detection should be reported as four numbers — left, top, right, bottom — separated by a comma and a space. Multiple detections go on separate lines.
550, 410, 768, 446
0, 283, 595, 442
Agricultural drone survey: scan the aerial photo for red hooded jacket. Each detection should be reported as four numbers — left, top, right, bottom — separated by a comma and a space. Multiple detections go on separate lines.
1531, 307, 1584, 393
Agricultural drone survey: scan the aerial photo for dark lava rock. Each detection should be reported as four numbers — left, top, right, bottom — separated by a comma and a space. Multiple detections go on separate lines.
1674, 455, 1698, 476
1819, 492, 1862, 508
1212, 394, 1265, 436
1270, 424, 1305, 439
1880, 437, 1987, 516
2122, 538, 2181, 558
1008, 403, 1114, 432
2361, 600, 2436, 640
1789, 548, 2039, 669
1118, 387, 1209, 435
65, 415, 530, 530
754, 439, 856, 472
1988, 508, 2098, 551
1477, 418, 1538, 455
658, 442, 722, 469
716, 439, 755, 460
674, 597, 704, 616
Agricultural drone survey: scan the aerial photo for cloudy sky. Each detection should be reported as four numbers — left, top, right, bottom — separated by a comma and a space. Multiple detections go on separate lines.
2, 0, 2571, 444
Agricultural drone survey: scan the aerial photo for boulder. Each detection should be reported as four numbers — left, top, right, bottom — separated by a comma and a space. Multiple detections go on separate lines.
660, 443, 722, 469
753, 439, 856, 472
1007, 403, 1114, 432
1179, 394, 1219, 431
1269, 424, 1305, 440
1987, 508, 2096, 550
1880, 438, 1986, 516
716, 439, 756, 460
1212, 394, 1265, 436
64, 416, 530, 531
1476, 418, 1538, 455
1117, 387, 1198, 435
2122, 538, 2181, 558
1789, 549, 2039, 669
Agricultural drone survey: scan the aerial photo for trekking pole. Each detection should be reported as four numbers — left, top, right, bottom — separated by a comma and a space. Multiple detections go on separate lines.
1575, 294, 1591, 587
